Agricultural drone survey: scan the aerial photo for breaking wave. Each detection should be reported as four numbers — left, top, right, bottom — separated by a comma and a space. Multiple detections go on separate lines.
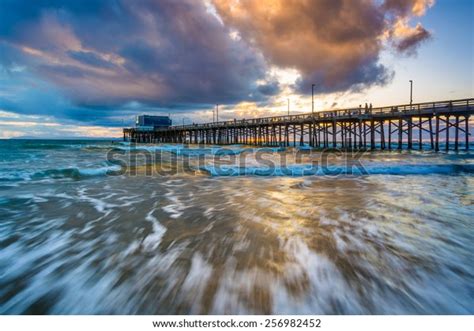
31, 165, 122, 180
201, 163, 474, 177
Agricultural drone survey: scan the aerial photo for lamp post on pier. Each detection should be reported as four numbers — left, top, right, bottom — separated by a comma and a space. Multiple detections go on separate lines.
312, 84, 315, 113
409, 80, 413, 107
216, 104, 219, 122
288, 98, 290, 116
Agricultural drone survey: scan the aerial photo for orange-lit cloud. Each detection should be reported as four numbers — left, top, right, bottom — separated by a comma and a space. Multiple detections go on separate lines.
390, 19, 431, 54
213, 0, 388, 93
212, 0, 434, 93
383, 0, 435, 16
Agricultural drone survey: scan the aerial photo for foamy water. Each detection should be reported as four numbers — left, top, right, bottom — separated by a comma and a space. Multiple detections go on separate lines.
0, 139, 473, 314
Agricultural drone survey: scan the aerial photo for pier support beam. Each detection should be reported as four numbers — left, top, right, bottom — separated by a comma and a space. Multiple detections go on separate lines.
466, 116, 470, 151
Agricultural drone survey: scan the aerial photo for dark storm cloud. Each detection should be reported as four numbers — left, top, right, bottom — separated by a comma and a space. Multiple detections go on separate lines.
0, 0, 268, 120
257, 81, 281, 96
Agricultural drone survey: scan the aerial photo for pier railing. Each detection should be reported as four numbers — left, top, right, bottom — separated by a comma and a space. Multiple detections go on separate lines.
162, 98, 472, 131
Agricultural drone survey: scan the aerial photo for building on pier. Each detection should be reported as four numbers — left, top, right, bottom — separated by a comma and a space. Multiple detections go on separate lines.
135, 115, 172, 131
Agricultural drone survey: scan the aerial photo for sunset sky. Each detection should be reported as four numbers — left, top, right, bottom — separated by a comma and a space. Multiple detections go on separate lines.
0, 0, 472, 138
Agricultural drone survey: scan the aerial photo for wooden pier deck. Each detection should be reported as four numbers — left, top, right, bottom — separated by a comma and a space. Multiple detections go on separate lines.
124, 98, 473, 151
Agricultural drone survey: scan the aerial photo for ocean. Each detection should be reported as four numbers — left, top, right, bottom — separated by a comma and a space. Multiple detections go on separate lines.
0, 139, 473, 314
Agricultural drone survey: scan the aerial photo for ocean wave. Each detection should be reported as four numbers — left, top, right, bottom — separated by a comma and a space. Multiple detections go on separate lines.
116, 144, 286, 157
201, 163, 474, 177
31, 165, 122, 180
4, 140, 119, 152
21, 143, 72, 150
8, 141, 86, 150
0, 172, 32, 182
82, 145, 119, 152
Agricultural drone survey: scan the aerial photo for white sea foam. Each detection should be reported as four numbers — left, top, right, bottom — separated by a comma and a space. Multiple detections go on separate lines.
142, 209, 167, 251
161, 191, 187, 218
180, 253, 213, 314
77, 188, 116, 214
77, 165, 122, 177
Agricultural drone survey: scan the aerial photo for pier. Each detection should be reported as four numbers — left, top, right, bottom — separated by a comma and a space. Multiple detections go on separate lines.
124, 98, 473, 151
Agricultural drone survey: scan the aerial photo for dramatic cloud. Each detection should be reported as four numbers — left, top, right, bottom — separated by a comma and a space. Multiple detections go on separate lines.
0, 0, 435, 129
212, 0, 434, 93
212, 0, 387, 93
384, 0, 434, 55
0, 0, 270, 110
